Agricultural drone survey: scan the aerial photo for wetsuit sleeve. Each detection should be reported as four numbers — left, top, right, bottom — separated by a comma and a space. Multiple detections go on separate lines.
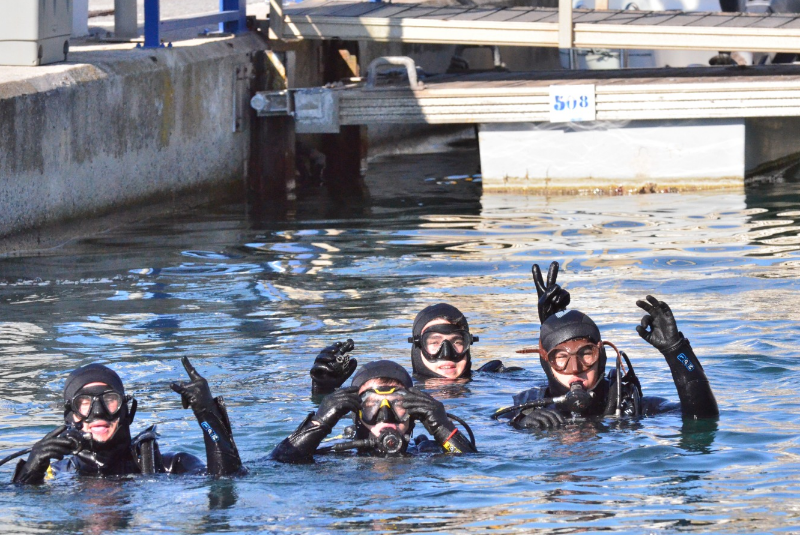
195, 396, 245, 476
270, 412, 332, 463
431, 421, 477, 454
661, 339, 719, 419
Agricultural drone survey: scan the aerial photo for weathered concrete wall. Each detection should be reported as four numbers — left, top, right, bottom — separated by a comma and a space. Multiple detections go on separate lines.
0, 33, 267, 238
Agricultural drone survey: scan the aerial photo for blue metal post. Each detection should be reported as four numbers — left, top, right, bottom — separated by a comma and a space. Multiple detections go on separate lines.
221, 0, 247, 34
144, 0, 161, 48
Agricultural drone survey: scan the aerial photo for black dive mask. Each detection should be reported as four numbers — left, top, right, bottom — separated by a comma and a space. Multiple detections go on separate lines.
408, 324, 478, 363
359, 387, 409, 425
65, 384, 136, 429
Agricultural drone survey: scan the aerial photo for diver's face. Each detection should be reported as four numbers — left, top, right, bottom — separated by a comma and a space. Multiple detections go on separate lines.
541, 338, 601, 391
358, 378, 410, 438
72, 382, 121, 443
419, 318, 469, 379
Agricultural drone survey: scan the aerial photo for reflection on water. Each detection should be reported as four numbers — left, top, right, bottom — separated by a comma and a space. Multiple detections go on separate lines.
2, 149, 800, 532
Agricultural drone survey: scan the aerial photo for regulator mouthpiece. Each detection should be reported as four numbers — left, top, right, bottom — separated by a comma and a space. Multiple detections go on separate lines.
559, 382, 594, 413
374, 428, 406, 455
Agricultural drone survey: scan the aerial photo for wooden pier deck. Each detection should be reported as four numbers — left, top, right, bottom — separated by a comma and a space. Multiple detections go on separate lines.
254, 65, 800, 126
270, 0, 800, 52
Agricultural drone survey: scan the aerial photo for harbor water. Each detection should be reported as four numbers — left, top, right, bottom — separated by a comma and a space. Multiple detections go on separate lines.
1, 149, 800, 533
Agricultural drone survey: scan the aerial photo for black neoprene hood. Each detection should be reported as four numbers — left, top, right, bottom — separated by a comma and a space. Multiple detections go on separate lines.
64, 363, 126, 402
351, 360, 413, 390
539, 310, 601, 352
410, 303, 472, 378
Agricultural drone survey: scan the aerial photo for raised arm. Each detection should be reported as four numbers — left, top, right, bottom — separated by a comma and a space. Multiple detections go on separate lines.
171, 357, 244, 476
271, 387, 361, 463
636, 296, 719, 419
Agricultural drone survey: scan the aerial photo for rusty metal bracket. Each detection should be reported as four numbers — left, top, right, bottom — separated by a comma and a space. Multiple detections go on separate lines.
365, 57, 424, 90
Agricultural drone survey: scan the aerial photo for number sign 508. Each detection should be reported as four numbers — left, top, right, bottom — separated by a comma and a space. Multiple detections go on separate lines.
548, 84, 596, 123
553, 95, 590, 111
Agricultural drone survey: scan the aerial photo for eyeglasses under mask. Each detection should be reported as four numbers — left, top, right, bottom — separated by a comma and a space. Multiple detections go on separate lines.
546, 342, 601, 374
408, 324, 478, 363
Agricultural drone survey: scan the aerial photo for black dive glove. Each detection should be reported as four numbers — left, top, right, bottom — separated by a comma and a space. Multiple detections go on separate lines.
533, 262, 571, 324
310, 340, 357, 395
13, 426, 76, 484
636, 295, 683, 352
403, 388, 476, 453
171, 357, 243, 476
636, 296, 719, 419
313, 386, 360, 430
514, 408, 567, 430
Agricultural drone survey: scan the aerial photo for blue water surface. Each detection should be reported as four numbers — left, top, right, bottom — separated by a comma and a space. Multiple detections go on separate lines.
1, 150, 800, 534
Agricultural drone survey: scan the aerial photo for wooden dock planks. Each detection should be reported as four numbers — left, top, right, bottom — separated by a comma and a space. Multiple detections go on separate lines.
275, 1, 800, 52
328, 68, 800, 125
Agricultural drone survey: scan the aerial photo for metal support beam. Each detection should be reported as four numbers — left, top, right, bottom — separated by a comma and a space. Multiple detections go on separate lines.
220, 0, 247, 34
143, 0, 160, 48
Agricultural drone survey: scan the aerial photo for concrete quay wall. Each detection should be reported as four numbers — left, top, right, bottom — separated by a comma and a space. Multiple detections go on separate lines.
0, 33, 266, 240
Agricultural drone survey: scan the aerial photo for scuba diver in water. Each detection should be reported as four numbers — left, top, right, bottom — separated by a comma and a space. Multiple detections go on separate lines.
10, 358, 243, 484
272, 360, 477, 463
310, 262, 571, 393
498, 294, 719, 429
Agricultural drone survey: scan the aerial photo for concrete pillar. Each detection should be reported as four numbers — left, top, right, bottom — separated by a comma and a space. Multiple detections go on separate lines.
72, 0, 89, 37
114, 0, 138, 39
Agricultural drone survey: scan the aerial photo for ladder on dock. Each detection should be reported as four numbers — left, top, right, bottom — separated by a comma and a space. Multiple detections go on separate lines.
268, 0, 800, 52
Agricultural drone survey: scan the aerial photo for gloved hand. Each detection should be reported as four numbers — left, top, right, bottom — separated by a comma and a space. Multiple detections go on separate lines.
515, 408, 567, 429
310, 340, 357, 393
636, 295, 683, 353
13, 426, 76, 484
170, 357, 216, 417
314, 386, 360, 429
532, 262, 571, 324
403, 387, 452, 437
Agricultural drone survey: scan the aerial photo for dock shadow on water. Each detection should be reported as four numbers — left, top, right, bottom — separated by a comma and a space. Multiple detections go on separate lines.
2, 147, 800, 533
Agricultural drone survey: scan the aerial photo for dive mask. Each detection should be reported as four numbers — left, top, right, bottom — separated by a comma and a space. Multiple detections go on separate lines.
67, 385, 129, 423
408, 324, 478, 363
359, 387, 410, 425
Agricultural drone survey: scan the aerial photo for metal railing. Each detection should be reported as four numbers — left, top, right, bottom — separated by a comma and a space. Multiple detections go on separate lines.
143, 0, 248, 48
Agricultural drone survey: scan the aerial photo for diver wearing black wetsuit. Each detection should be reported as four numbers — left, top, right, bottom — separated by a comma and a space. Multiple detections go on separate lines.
310, 265, 571, 393
12, 358, 243, 484
272, 360, 477, 463
506, 296, 719, 429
